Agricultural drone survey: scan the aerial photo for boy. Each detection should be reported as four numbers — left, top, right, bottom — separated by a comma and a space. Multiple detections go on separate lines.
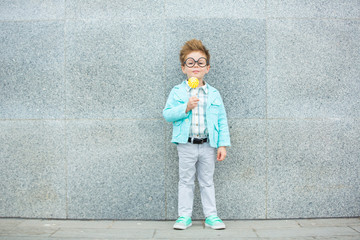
163, 39, 231, 230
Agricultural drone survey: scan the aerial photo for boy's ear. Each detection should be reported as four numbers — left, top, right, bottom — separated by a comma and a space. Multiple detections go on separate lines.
205, 65, 210, 73
181, 65, 186, 74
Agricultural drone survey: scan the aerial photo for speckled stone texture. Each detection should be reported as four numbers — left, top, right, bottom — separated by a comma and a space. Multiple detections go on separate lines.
0, 21, 65, 119
66, 0, 164, 19
0, 121, 66, 218
267, 119, 360, 218
267, 19, 360, 118
0, 0, 65, 20
267, 0, 360, 18
165, 0, 266, 19
66, 120, 165, 219
65, 19, 164, 119
0, 0, 359, 220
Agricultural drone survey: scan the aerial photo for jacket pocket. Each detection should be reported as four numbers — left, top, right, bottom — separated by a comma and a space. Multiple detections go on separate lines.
213, 123, 219, 146
172, 120, 182, 137
214, 123, 219, 131
208, 99, 221, 114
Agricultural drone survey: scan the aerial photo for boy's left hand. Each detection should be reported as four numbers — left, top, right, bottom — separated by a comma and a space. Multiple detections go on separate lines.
217, 146, 227, 161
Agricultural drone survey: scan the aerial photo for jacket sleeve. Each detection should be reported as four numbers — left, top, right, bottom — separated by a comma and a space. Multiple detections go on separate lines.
163, 88, 190, 123
217, 94, 231, 147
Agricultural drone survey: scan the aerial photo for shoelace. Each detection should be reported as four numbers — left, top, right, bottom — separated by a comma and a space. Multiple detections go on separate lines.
207, 216, 223, 223
176, 216, 189, 223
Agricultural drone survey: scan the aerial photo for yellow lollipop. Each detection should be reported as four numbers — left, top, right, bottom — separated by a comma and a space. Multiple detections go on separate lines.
187, 77, 199, 88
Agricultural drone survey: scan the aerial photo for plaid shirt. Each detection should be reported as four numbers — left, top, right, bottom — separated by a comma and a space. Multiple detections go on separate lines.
186, 81, 209, 139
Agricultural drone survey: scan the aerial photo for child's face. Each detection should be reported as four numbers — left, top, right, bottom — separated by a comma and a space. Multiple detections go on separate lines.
181, 51, 210, 82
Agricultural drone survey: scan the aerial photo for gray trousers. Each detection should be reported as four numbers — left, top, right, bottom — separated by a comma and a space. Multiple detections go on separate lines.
177, 142, 217, 218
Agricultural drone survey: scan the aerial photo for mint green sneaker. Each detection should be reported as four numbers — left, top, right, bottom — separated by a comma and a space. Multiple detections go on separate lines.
173, 216, 192, 230
205, 215, 226, 230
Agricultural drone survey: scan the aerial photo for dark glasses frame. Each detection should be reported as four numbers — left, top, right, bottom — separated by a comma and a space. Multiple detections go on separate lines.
183, 57, 209, 68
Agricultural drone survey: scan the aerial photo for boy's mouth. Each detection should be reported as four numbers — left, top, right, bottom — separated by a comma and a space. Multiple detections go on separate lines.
193, 70, 200, 74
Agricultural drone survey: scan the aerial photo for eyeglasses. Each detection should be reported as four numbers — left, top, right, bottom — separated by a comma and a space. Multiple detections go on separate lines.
183, 57, 208, 68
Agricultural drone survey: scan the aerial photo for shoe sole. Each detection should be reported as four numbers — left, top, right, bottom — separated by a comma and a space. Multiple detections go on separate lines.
173, 223, 192, 230
205, 223, 226, 230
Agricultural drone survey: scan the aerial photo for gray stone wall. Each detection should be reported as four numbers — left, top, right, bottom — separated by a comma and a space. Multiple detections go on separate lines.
0, 1, 359, 220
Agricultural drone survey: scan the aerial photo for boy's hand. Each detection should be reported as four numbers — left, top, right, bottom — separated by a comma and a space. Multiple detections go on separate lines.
186, 96, 199, 113
217, 146, 227, 161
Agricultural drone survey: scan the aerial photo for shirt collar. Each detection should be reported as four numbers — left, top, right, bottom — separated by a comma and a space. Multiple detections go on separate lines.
185, 80, 208, 94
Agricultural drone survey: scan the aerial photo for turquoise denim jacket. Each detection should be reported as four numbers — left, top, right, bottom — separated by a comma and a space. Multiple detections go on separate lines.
163, 81, 231, 148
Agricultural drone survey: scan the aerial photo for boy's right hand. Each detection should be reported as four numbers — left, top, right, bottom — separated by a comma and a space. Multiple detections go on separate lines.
186, 96, 199, 113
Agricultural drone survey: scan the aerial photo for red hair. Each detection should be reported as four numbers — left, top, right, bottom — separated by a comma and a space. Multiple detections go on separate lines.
180, 39, 210, 66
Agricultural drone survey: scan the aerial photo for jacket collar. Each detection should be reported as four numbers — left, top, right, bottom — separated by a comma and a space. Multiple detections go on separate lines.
173, 81, 219, 107
185, 80, 209, 94
176, 80, 216, 92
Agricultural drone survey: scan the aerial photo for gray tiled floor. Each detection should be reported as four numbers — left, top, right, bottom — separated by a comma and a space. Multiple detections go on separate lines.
0, 218, 359, 239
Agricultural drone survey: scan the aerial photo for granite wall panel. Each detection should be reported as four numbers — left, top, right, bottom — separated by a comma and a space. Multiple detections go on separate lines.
267, 0, 360, 18
165, 0, 266, 19
216, 120, 267, 219
267, 19, 360, 118
65, 19, 165, 119
66, 120, 165, 219
0, 0, 65, 20
0, 21, 65, 119
267, 119, 360, 218
0, 121, 66, 218
0, 0, 359, 220
66, 0, 164, 20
